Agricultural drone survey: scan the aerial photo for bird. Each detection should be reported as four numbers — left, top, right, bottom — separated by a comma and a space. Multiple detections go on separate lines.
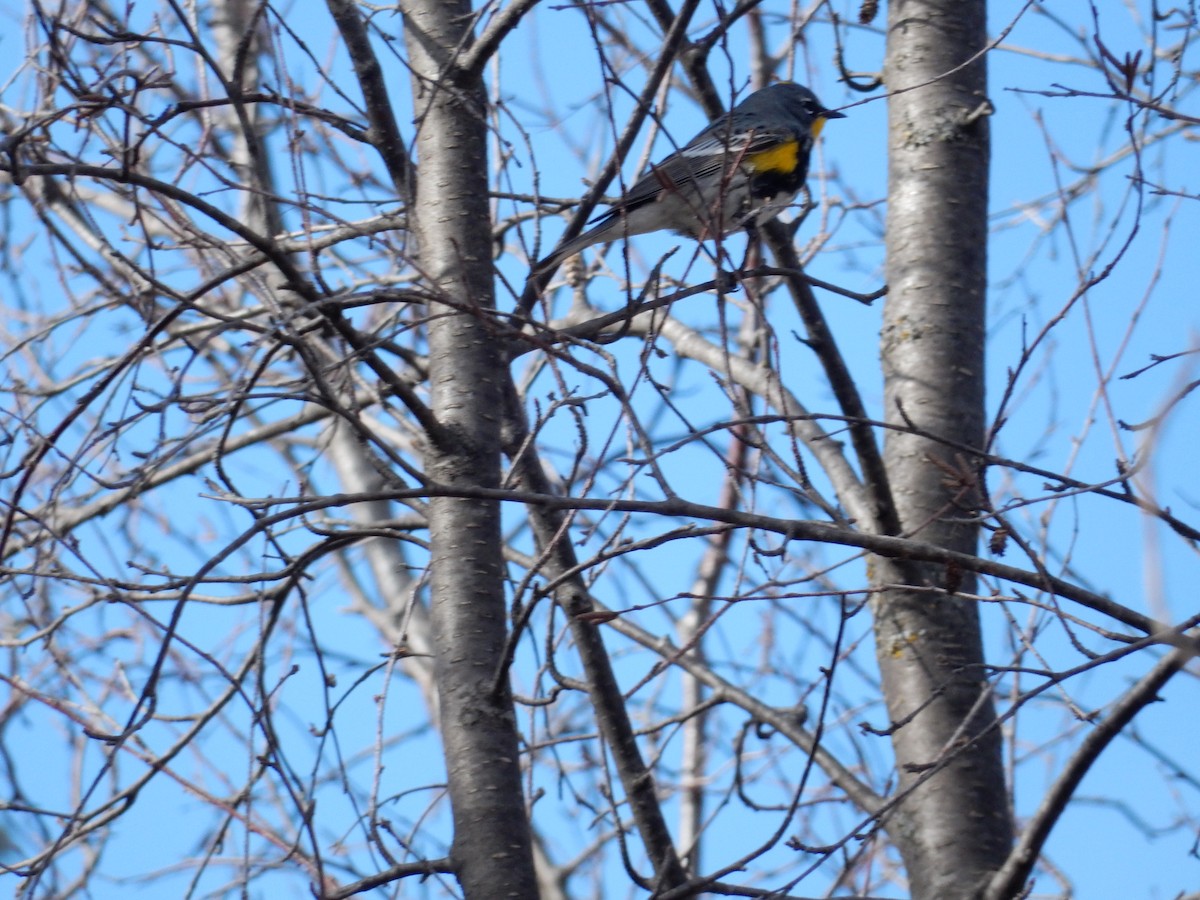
532, 82, 845, 275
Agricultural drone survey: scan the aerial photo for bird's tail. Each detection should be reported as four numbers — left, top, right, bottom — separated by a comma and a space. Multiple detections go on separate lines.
531, 224, 606, 275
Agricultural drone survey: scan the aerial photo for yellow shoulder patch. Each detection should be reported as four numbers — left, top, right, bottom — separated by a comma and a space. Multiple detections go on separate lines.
746, 139, 800, 174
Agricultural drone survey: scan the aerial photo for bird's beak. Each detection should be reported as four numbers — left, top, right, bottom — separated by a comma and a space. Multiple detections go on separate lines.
811, 108, 846, 138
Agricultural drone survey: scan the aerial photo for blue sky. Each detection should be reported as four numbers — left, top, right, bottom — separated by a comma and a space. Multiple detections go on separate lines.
1, 1, 1197, 897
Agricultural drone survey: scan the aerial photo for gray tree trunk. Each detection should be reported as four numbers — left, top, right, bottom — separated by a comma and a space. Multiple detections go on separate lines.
874, 1, 1014, 897
400, 2, 538, 897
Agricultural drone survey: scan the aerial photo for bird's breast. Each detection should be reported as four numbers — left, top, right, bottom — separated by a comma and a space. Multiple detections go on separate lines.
745, 139, 801, 177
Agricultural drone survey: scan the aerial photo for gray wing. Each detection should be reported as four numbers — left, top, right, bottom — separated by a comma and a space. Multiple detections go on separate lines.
604, 131, 795, 217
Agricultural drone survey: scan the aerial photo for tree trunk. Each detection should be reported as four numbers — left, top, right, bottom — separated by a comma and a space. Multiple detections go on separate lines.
400, 2, 538, 897
875, 1, 1014, 897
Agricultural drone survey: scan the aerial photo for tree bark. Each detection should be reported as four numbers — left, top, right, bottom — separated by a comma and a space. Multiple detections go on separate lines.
400, 2, 538, 897
875, 1, 1014, 897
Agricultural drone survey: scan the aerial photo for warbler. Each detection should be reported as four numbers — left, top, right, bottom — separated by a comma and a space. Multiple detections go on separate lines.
533, 82, 844, 274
